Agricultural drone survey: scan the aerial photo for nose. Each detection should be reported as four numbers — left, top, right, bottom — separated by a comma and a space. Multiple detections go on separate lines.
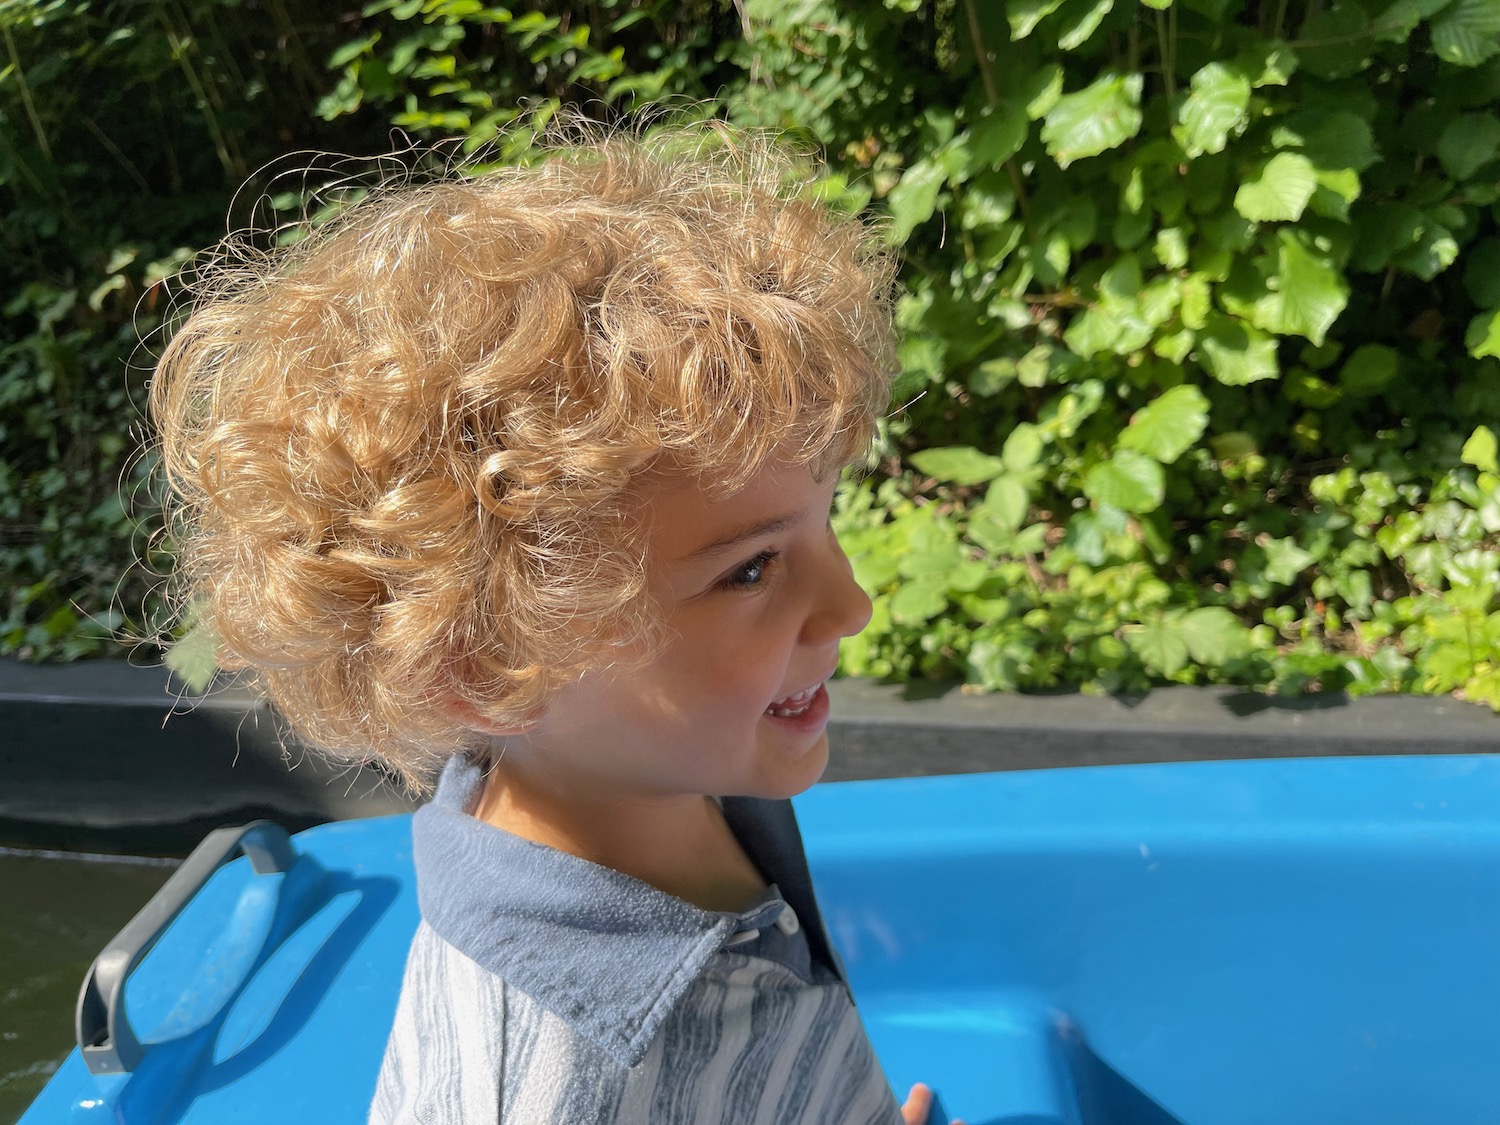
803, 532, 873, 646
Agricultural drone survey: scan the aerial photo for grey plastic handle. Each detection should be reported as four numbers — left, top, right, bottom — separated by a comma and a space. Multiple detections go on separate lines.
75, 820, 296, 1075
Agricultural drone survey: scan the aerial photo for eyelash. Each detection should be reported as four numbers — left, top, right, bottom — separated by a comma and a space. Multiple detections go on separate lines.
718, 549, 780, 591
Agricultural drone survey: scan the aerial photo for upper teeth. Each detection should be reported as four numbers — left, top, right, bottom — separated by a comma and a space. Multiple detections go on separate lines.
767, 685, 819, 717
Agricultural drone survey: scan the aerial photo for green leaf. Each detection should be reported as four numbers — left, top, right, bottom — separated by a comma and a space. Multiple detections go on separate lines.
1041, 73, 1144, 168
1125, 617, 1189, 675
1432, 0, 1500, 65
1025, 65, 1065, 119
1237, 39, 1300, 86
1083, 450, 1165, 513
1118, 384, 1211, 463
165, 617, 219, 693
1003, 423, 1045, 471
1179, 606, 1253, 664
1437, 112, 1500, 178
1251, 232, 1350, 345
1375, 0, 1455, 42
964, 106, 1029, 172
1173, 62, 1251, 157
1463, 239, 1500, 307
1008, 0, 1066, 38
1297, 3, 1375, 76
1338, 344, 1400, 395
1465, 310, 1500, 358
1263, 536, 1315, 584
1463, 425, 1500, 472
909, 445, 1007, 484
1394, 223, 1460, 280
890, 576, 949, 624
1273, 110, 1379, 172
1057, 0, 1114, 50
887, 158, 945, 243
980, 477, 1030, 533
1198, 315, 1281, 384
1234, 153, 1318, 222
1063, 302, 1153, 358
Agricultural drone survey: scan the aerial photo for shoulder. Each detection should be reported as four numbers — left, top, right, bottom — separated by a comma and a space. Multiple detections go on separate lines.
370, 922, 632, 1125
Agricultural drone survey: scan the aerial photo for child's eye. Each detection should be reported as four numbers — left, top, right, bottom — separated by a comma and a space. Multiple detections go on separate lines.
719, 550, 779, 591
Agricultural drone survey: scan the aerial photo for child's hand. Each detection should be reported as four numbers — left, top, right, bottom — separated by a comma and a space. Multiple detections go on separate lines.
900, 1082, 966, 1125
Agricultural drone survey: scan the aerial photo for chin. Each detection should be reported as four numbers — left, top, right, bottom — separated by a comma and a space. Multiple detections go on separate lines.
752, 732, 831, 801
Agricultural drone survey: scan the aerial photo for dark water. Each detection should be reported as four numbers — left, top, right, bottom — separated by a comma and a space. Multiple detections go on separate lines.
0, 849, 176, 1125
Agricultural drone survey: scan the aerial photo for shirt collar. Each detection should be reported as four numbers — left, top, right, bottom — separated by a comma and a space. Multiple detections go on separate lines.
411, 756, 821, 1068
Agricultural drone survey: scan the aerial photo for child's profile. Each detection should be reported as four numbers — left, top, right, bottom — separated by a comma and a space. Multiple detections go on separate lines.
152, 121, 955, 1125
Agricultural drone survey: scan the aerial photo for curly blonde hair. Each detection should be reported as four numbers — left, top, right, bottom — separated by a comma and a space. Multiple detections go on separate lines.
152, 124, 897, 787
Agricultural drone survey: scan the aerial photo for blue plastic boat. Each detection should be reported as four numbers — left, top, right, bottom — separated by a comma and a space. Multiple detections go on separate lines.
21, 754, 1500, 1124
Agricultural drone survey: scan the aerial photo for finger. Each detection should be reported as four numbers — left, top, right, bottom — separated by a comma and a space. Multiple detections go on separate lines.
900, 1082, 933, 1125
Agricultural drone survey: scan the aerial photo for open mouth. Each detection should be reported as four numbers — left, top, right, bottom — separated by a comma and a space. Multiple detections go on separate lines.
765, 683, 822, 719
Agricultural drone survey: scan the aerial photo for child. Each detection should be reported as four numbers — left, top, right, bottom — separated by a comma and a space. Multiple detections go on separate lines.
152, 124, 952, 1125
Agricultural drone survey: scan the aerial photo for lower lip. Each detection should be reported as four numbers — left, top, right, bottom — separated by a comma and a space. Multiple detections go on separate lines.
763, 682, 831, 735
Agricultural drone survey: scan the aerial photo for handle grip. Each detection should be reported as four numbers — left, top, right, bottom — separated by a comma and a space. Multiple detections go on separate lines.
75, 820, 296, 1075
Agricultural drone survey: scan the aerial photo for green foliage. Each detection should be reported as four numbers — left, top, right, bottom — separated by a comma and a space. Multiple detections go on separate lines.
10, 0, 1500, 717
0, 0, 390, 659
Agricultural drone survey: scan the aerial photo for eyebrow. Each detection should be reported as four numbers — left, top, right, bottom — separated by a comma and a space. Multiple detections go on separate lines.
680, 511, 806, 562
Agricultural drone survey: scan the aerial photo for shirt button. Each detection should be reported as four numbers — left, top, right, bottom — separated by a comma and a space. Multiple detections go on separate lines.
774, 904, 800, 935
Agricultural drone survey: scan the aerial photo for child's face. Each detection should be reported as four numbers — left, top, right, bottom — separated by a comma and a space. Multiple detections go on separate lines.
504, 455, 872, 803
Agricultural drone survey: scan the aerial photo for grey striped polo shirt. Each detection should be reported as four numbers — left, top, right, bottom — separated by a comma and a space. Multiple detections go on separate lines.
369, 756, 903, 1124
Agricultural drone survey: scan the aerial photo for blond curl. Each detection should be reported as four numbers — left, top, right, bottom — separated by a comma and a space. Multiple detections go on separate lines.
152, 122, 897, 789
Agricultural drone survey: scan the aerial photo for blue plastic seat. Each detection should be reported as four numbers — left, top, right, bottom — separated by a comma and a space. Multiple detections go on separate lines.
22, 754, 1500, 1125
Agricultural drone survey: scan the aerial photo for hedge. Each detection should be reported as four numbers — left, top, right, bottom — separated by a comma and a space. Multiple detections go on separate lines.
4, 0, 1499, 710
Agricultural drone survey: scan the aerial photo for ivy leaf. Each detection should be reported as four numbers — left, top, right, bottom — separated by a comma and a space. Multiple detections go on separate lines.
1041, 73, 1144, 168
1083, 449, 1165, 513
1118, 384, 1211, 463
1008, 0, 1066, 38
1198, 315, 1281, 385
1252, 232, 1350, 345
1125, 617, 1189, 675
1463, 425, 1500, 473
909, 445, 1007, 484
1234, 152, 1318, 222
886, 158, 945, 243
1179, 606, 1253, 664
1437, 112, 1500, 179
1432, 0, 1500, 65
1173, 62, 1251, 157
1263, 536, 1316, 584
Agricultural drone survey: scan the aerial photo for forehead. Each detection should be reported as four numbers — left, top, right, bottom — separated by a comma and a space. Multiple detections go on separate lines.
633, 457, 819, 564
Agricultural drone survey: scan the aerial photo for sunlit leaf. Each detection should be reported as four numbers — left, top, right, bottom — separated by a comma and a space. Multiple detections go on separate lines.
1234, 152, 1318, 222
1083, 449, 1165, 513
1118, 384, 1211, 463
1432, 0, 1500, 65
1173, 62, 1251, 157
909, 445, 1007, 484
1041, 73, 1144, 168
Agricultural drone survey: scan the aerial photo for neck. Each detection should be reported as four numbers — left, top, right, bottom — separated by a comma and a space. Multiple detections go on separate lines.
471, 757, 767, 913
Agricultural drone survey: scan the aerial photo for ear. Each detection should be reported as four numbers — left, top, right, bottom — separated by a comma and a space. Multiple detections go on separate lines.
447, 695, 542, 737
